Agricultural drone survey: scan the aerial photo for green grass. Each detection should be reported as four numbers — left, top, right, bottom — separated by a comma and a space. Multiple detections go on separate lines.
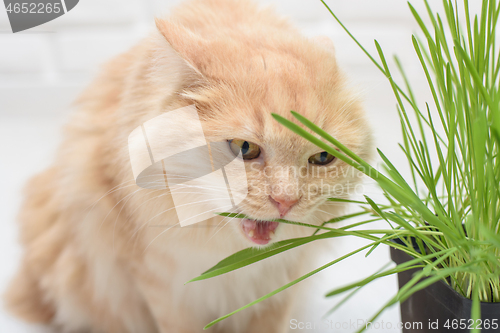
187, 1, 500, 331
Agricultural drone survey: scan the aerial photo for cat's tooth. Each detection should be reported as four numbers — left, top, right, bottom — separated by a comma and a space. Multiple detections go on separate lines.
269, 231, 275, 238
248, 230, 254, 238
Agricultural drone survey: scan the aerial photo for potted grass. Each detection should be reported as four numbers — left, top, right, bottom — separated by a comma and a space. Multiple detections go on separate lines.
187, 0, 500, 332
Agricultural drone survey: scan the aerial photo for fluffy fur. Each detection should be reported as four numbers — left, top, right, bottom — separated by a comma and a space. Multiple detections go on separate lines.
4, 0, 372, 332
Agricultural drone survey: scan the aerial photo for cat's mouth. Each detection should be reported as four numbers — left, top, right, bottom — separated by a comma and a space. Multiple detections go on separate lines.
241, 219, 279, 245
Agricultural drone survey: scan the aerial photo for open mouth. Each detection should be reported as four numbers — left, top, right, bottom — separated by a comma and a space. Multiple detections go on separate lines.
241, 219, 279, 245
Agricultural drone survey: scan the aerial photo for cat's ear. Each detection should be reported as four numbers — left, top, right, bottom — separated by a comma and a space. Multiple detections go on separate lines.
154, 18, 205, 76
312, 36, 336, 54
150, 18, 207, 94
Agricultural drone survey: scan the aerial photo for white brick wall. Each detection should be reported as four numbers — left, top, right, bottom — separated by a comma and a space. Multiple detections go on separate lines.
0, 0, 436, 117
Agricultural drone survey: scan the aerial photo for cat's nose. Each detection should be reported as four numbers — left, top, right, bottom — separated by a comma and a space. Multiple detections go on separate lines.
269, 195, 299, 218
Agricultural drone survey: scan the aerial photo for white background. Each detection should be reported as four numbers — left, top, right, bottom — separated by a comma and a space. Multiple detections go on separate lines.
0, 0, 451, 332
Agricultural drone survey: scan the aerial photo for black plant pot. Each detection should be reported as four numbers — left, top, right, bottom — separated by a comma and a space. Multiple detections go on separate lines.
390, 241, 500, 333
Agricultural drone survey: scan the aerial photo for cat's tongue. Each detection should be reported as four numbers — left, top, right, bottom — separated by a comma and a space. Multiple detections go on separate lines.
241, 219, 279, 245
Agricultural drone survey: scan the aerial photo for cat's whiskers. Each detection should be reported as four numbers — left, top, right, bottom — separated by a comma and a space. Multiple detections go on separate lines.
205, 205, 240, 244
100, 187, 144, 239
125, 174, 239, 241
142, 203, 235, 254
82, 179, 145, 225
142, 221, 181, 254
94, 175, 174, 239
315, 208, 338, 216
133, 190, 239, 233
111, 185, 157, 253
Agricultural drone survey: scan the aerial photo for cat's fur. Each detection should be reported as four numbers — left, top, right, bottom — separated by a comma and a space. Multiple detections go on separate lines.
4, 0, 372, 332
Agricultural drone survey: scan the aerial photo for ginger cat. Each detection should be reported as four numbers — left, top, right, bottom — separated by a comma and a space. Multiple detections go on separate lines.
5, 0, 372, 332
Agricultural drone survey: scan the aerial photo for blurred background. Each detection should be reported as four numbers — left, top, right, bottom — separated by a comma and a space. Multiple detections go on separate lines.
0, 0, 439, 332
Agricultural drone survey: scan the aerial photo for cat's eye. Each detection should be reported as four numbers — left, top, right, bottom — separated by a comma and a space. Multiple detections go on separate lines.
229, 139, 261, 160
308, 151, 335, 165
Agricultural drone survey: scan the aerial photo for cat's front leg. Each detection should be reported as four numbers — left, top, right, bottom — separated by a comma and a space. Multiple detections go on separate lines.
244, 297, 295, 333
131, 265, 209, 333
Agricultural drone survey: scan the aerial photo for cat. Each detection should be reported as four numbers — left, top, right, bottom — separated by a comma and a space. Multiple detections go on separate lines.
4, 0, 372, 332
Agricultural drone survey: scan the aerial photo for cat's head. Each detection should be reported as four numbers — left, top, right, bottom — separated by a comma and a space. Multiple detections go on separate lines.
125, 16, 372, 248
